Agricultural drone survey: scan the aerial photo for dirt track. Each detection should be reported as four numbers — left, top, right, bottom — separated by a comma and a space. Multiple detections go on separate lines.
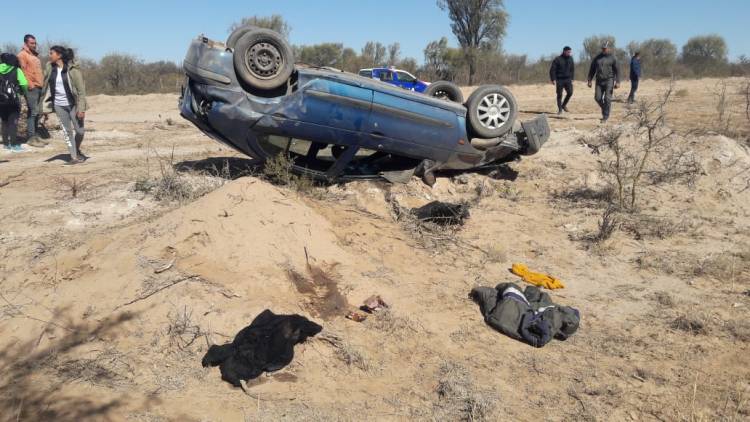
0, 78, 749, 421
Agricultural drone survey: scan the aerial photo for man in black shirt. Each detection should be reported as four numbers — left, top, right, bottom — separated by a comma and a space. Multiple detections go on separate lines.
587, 42, 620, 123
549, 46, 575, 115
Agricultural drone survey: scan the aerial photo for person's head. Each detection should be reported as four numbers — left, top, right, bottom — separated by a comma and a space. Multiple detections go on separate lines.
633, 52, 640, 59
0, 53, 20, 67
24, 34, 37, 52
601, 41, 611, 55
49, 46, 74, 66
562, 46, 572, 57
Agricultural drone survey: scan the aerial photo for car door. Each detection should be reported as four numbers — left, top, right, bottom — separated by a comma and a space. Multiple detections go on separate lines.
270, 77, 373, 146
362, 89, 459, 161
395, 71, 416, 91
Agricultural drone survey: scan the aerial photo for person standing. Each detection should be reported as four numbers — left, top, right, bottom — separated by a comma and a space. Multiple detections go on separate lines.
39, 46, 87, 164
587, 42, 620, 123
628, 52, 641, 104
17, 34, 46, 147
0, 53, 29, 152
549, 46, 575, 114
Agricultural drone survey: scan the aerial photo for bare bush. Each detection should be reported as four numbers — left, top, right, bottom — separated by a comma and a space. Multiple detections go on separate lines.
594, 206, 620, 243
54, 176, 92, 199
135, 148, 224, 202
434, 362, 497, 422
166, 305, 204, 352
584, 82, 701, 210
262, 153, 324, 197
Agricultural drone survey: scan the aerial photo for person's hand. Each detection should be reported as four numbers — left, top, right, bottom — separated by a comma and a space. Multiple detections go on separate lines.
587, 80, 592, 88
77, 111, 85, 119
550, 80, 555, 85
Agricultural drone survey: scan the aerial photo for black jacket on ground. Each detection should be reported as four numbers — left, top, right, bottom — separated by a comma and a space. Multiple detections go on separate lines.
470, 283, 580, 348
588, 53, 620, 83
549, 55, 575, 81
201, 309, 323, 387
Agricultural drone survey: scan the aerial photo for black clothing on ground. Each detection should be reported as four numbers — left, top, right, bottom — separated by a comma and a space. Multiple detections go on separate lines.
595, 79, 615, 120
556, 80, 574, 111
0, 106, 20, 146
549, 55, 575, 82
587, 53, 620, 84
470, 283, 580, 348
201, 310, 322, 387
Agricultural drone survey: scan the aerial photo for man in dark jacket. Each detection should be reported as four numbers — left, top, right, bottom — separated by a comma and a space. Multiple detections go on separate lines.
628, 52, 641, 104
549, 46, 575, 114
587, 42, 620, 123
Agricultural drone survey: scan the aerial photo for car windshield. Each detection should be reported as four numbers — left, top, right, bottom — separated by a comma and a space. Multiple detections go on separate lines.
396, 71, 417, 83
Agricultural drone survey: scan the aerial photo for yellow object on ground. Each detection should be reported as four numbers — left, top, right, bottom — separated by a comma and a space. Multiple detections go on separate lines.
511, 263, 565, 289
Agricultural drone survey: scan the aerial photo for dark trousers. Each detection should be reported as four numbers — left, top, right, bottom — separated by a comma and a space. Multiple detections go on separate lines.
594, 79, 615, 120
0, 106, 20, 146
555, 79, 573, 111
628, 78, 639, 103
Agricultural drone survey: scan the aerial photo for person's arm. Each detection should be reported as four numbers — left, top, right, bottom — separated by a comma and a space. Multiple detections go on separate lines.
17, 68, 28, 95
549, 58, 557, 84
73, 69, 87, 115
587, 58, 596, 86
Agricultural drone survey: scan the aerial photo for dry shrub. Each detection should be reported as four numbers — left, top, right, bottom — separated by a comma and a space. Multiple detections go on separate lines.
317, 332, 372, 372
725, 319, 750, 342
694, 248, 750, 282
52, 347, 134, 388
434, 362, 497, 422
166, 305, 204, 352
582, 81, 701, 211
621, 214, 685, 240
262, 153, 324, 198
54, 176, 93, 199
134, 148, 224, 202
671, 315, 710, 335
365, 308, 418, 337
651, 291, 676, 308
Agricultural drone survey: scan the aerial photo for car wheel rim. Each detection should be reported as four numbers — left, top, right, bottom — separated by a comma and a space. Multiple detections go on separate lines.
245, 41, 283, 80
477, 93, 511, 130
433, 90, 451, 101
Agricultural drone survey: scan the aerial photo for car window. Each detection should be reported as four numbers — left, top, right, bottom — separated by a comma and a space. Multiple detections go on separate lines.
396, 71, 416, 83
379, 71, 394, 82
359, 70, 373, 78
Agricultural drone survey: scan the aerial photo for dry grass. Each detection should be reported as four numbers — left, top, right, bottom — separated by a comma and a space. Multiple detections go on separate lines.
434, 362, 498, 422
166, 305, 205, 353
317, 332, 373, 372
134, 149, 225, 203
54, 176, 93, 199
671, 314, 710, 335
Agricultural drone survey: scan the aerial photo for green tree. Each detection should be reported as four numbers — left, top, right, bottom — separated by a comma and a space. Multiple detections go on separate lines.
297, 43, 344, 67
437, 0, 509, 85
627, 38, 677, 77
228, 14, 291, 39
582, 35, 616, 62
681, 34, 728, 76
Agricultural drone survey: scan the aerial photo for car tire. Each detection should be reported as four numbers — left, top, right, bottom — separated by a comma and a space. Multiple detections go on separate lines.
226, 25, 258, 50
424, 81, 464, 103
465, 85, 518, 138
233, 28, 295, 91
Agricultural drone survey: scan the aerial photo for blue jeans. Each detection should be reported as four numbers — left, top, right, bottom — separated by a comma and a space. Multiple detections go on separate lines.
25, 88, 41, 139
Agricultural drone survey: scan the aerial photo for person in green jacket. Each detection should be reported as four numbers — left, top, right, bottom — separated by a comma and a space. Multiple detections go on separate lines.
38, 46, 88, 164
0, 53, 29, 152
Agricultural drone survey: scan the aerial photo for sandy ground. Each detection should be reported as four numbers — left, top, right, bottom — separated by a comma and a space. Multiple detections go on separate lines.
0, 77, 749, 422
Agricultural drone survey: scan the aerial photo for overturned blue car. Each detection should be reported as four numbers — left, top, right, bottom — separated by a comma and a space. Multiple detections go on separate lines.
179, 27, 550, 184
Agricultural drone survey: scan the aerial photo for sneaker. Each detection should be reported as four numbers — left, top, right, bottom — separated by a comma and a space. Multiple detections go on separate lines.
563, 106, 570, 113
27, 137, 46, 148
11, 145, 23, 152
2, 144, 9, 150
600, 118, 609, 124
557, 109, 563, 115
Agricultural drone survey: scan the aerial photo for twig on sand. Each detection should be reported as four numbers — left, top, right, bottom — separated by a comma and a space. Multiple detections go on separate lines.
0, 292, 75, 332
116, 275, 199, 309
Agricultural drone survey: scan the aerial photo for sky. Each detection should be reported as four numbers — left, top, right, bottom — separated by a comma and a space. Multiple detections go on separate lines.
3, 0, 749, 64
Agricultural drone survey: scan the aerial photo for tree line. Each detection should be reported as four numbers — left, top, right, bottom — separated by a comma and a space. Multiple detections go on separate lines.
2, 2, 748, 95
